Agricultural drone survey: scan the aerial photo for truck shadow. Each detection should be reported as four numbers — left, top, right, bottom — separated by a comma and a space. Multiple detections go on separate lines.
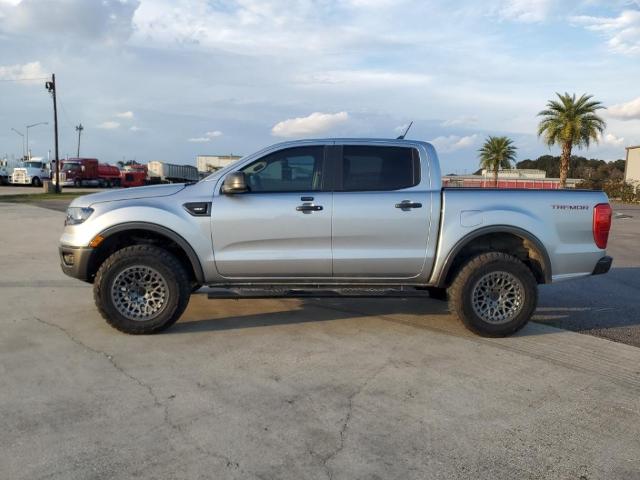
171, 267, 640, 343
534, 267, 640, 341
171, 295, 452, 334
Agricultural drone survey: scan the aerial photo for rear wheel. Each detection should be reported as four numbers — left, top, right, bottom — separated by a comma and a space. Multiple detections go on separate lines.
448, 252, 537, 337
93, 245, 191, 334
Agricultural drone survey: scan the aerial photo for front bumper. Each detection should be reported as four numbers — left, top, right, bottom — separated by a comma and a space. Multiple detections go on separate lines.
59, 245, 94, 282
592, 256, 613, 276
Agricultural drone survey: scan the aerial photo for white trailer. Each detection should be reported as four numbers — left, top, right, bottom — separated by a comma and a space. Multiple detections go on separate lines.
147, 161, 199, 183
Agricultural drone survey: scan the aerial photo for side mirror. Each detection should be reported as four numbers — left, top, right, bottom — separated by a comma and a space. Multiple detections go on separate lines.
221, 171, 248, 194
81, 165, 86, 172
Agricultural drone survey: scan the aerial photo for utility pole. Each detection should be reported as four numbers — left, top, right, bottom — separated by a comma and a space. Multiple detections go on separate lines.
46, 74, 60, 193
75, 123, 84, 157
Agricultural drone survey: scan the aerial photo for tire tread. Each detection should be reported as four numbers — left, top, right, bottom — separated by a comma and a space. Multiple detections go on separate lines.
93, 244, 190, 334
448, 252, 537, 337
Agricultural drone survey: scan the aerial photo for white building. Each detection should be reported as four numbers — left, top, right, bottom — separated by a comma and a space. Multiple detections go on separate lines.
480, 168, 547, 179
624, 146, 640, 184
196, 154, 242, 173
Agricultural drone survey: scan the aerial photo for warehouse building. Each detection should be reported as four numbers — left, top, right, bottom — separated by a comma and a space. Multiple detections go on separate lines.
624, 145, 640, 184
196, 154, 242, 174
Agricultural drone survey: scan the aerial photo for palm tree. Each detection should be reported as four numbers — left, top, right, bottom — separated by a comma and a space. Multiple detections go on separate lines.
537, 93, 606, 188
478, 136, 517, 187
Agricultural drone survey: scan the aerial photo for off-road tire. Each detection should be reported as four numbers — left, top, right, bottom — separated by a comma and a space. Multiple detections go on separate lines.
448, 252, 537, 337
93, 245, 191, 334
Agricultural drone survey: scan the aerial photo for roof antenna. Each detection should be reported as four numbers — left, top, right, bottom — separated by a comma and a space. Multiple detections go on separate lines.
396, 121, 413, 140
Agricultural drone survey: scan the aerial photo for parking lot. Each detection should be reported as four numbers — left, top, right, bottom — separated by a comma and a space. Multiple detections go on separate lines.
1, 196, 640, 479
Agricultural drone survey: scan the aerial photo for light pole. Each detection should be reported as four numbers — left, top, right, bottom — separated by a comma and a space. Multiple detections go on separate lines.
11, 128, 25, 159
26, 122, 48, 161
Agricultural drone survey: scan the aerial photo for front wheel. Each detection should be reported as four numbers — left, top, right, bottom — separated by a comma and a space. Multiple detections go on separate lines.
93, 245, 191, 334
448, 252, 537, 337
32, 177, 42, 187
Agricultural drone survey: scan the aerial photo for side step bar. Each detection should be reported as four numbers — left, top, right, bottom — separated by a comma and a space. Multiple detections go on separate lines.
205, 287, 434, 300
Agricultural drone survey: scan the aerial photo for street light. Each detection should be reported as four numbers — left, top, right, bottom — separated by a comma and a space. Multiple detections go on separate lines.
11, 128, 25, 159
26, 122, 48, 161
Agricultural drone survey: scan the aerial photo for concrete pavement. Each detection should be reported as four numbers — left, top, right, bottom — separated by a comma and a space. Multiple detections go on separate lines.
1, 203, 639, 479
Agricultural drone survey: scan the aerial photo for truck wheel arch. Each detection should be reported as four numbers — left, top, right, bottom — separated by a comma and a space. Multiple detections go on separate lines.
88, 222, 205, 285
435, 226, 552, 288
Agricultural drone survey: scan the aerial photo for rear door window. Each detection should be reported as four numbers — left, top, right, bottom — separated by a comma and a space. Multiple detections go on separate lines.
341, 146, 420, 191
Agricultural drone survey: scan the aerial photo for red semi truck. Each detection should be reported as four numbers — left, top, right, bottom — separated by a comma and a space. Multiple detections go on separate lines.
120, 164, 148, 188
57, 158, 121, 188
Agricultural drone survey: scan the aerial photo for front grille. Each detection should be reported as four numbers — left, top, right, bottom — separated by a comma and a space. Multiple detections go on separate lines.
12, 171, 26, 183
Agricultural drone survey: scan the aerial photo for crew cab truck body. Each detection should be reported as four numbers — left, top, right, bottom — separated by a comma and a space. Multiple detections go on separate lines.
59, 139, 612, 336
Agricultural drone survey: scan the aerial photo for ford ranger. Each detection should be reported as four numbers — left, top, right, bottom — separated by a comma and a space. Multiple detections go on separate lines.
59, 139, 613, 336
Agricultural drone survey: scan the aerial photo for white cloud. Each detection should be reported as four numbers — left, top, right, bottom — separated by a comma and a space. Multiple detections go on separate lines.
430, 134, 479, 153
0, 61, 46, 80
497, 0, 551, 23
187, 130, 223, 142
116, 111, 134, 119
129, 125, 143, 131
97, 121, 120, 129
272, 112, 349, 138
441, 115, 479, 127
298, 70, 431, 87
599, 133, 625, 146
572, 10, 640, 55
608, 96, 640, 120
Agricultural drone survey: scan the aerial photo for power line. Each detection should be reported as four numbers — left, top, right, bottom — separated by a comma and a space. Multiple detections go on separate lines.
57, 96, 76, 129
0, 76, 50, 83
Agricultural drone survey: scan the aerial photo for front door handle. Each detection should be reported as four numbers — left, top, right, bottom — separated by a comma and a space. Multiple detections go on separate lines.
296, 204, 323, 213
395, 200, 422, 210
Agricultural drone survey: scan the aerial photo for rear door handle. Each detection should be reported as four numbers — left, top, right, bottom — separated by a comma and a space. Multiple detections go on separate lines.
296, 204, 323, 213
395, 200, 422, 209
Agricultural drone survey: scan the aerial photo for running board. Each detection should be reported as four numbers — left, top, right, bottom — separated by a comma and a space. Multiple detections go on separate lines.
205, 287, 433, 300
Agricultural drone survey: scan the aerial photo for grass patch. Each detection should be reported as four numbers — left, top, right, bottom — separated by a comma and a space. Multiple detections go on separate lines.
0, 192, 85, 203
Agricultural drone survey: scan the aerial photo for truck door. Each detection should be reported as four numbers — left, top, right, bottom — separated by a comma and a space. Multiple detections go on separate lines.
331, 144, 432, 279
211, 145, 332, 278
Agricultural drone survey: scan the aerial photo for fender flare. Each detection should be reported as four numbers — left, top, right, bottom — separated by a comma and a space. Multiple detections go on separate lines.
97, 221, 205, 283
434, 225, 552, 287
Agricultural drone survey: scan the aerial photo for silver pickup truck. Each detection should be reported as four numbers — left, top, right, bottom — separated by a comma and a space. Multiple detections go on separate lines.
59, 138, 613, 336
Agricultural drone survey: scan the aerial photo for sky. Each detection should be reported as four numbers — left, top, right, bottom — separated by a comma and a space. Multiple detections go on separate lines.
1, 0, 640, 174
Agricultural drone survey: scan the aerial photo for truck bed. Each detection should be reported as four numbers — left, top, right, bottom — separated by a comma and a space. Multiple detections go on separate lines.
431, 188, 610, 284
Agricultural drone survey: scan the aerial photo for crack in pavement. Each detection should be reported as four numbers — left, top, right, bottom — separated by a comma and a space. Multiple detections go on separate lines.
31, 316, 241, 475
321, 361, 390, 480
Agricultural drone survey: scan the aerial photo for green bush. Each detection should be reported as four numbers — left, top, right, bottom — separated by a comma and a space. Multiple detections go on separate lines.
600, 180, 639, 203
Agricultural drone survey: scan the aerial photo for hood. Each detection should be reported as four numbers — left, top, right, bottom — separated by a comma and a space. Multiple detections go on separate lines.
70, 183, 186, 207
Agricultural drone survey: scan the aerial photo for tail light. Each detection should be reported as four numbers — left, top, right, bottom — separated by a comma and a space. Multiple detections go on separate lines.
593, 203, 612, 249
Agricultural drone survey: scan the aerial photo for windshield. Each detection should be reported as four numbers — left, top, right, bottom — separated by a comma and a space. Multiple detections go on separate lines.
62, 163, 81, 171
200, 155, 247, 182
24, 161, 45, 169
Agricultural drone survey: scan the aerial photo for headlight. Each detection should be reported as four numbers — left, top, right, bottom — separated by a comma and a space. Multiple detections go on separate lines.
65, 207, 94, 226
